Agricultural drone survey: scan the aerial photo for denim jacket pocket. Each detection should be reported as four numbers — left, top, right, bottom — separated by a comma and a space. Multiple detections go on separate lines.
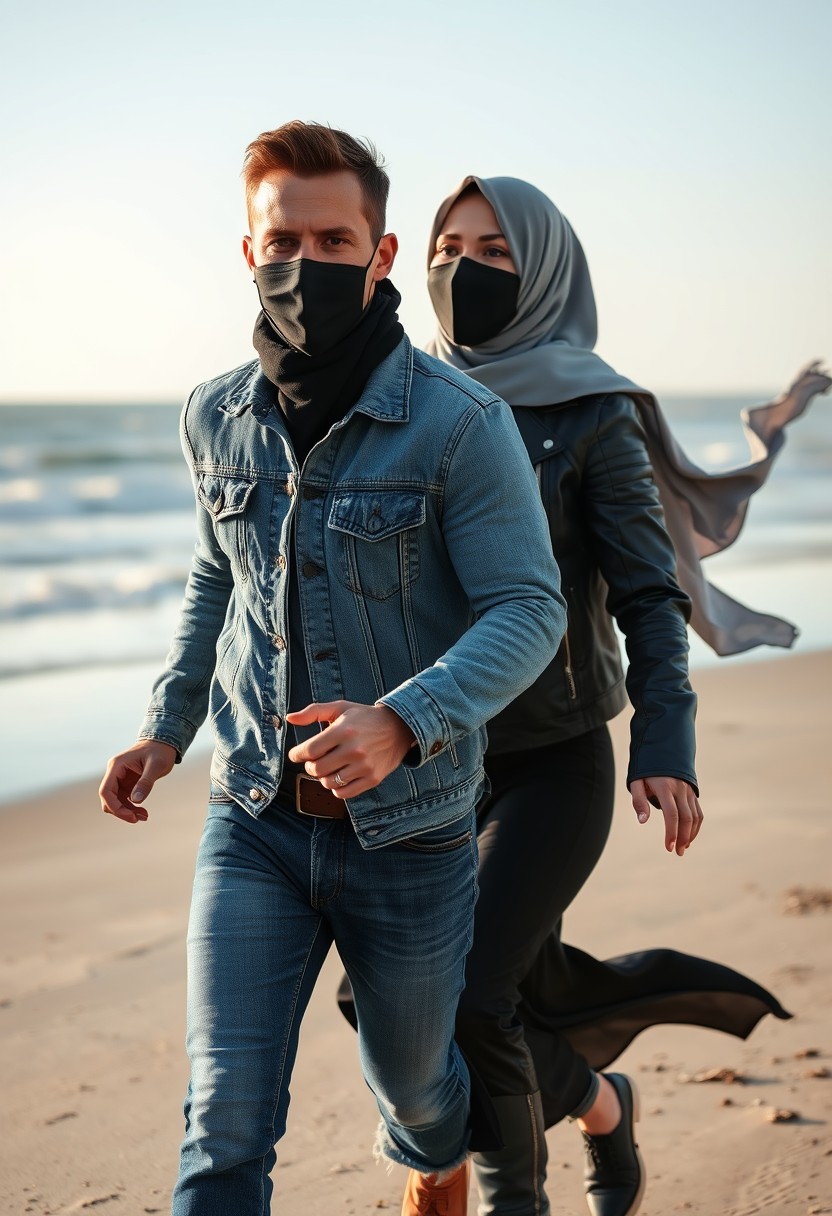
328, 489, 425, 601
197, 473, 255, 580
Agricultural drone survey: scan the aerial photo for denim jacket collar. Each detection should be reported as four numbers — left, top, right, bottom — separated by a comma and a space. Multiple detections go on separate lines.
220, 334, 413, 427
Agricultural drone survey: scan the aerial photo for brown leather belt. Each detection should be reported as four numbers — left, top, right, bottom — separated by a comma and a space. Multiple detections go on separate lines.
294, 773, 348, 819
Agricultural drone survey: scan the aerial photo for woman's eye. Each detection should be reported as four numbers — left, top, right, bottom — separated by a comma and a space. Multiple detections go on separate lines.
485, 247, 508, 258
438, 244, 459, 258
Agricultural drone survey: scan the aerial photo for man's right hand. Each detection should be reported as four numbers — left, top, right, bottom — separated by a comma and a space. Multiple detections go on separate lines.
99, 740, 177, 824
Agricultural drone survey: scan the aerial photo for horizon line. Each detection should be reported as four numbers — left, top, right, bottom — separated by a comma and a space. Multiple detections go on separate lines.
0, 387, 789, 407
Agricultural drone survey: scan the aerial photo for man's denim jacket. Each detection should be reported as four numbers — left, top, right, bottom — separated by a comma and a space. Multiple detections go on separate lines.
139, 336, 566, 849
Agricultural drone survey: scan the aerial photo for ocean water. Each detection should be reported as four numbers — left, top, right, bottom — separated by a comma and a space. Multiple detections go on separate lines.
1, 393, 831, 803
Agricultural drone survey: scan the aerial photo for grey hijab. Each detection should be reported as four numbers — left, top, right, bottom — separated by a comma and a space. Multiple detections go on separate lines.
427, 175, 830, 656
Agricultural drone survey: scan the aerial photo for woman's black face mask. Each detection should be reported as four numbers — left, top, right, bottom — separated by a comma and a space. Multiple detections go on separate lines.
254, 252, 376, 357
428, 257, 520, 347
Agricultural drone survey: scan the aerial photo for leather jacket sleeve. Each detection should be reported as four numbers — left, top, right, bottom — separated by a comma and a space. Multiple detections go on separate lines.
582, 394, 698, 791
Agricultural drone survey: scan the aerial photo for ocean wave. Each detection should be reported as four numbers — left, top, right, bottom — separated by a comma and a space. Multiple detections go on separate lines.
38, 448, 183, 469
0, 567, 188, 621
0, 651, 174, 681
0, 472, 194, 519
0, 509, 195, 565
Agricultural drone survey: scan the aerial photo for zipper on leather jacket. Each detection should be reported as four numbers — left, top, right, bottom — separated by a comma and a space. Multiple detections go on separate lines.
563, 629, 577, 701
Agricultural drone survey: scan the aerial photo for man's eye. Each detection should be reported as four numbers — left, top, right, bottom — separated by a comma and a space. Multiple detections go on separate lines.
326, 237, 346, 246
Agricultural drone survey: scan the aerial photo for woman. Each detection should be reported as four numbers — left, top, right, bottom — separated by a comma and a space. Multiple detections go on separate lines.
340, 176, 828, 1216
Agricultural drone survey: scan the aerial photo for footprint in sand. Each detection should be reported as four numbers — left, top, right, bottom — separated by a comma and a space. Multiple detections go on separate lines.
782, 887, 832, 915
730, 1136, 826, 1215
63, 1196, 121, 1211
44, 1110, 78, 1126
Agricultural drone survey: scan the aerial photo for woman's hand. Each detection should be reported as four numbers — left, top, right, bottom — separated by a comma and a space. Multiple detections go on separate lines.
630, 777, 703, 856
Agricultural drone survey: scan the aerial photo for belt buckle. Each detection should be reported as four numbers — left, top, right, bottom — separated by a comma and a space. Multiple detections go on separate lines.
294, 772, 326, 818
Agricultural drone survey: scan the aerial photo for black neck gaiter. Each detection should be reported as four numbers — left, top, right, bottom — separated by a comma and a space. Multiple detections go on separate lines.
252, 279, 404, 463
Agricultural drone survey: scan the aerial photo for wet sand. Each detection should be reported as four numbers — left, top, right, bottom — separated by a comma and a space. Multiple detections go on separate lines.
1, 651, 830, 1215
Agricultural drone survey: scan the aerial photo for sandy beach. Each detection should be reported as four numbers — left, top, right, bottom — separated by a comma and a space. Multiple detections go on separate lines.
1, 650, 830, 1216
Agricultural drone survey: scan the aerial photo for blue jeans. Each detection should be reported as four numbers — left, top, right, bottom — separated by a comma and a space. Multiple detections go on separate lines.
171, 791, 478, 1214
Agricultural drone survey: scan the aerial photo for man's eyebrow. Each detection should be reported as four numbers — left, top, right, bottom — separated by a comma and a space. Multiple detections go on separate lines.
320, 225, 360, 238
261, 225, 360, 240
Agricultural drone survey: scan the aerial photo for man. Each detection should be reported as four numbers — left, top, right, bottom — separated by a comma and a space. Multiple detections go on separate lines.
99, 121, 566, 1215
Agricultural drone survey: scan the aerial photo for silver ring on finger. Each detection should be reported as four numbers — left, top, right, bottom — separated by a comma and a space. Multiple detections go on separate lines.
334, 771, 345, 788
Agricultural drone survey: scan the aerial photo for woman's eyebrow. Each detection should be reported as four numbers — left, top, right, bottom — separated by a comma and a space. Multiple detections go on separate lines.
436, 231, 507, 242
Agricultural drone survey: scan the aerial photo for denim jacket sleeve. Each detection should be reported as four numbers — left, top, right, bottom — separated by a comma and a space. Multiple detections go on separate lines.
136, 395, 234, 758
379, 397, 567, 764
583, 394, 698, 791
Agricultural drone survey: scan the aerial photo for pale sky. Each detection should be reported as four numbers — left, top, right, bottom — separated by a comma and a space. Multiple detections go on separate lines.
1, 0, 829, 401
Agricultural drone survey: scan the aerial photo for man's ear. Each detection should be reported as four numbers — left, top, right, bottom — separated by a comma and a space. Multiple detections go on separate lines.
372, 232, 398, 282
242, 234, 257, 275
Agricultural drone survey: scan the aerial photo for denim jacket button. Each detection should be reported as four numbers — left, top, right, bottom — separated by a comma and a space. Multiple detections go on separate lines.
271, 634, 286, 651
271, 715, 283, 730
249, 788, 263, 801
429, 741, 443, 756
302, 560, 323, 578
274, 554, 287, 571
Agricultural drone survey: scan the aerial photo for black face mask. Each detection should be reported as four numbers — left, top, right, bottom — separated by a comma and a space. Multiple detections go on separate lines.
428, 257, 520, 346
254, 252, 376, 357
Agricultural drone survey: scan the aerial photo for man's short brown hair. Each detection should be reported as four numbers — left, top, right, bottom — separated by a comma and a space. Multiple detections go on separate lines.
243, 121, 390, 243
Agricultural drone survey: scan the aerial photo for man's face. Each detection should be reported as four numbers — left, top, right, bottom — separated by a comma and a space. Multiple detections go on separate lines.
243, 169, 397, 307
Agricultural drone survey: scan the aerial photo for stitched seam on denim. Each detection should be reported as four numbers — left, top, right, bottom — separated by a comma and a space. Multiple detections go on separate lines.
313, 820, 347, 908
210, 747, 273, 791
413, 361, 501, 411
322, 477, 443, 492
436, 402, 482, 520
468, 830, 478, 953
264, 918, 324, 1205
410, 682, 452, 751
397, 536, 422, 800
141, 708, 194, 726
193, 461, 288, 480
339, 531, 411, 603
345, 540, 386, 701
356, 771, 483, 822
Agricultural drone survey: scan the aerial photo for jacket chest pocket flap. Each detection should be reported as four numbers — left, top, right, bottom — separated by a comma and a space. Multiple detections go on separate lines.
197, 473, 255, 575
328, 490, 425, 601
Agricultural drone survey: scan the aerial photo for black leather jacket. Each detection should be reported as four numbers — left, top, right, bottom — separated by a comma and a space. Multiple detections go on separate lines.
486, 392, 698, 791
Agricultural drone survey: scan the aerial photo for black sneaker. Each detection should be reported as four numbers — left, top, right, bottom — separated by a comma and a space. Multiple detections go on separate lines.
581, 1073, 645, 1216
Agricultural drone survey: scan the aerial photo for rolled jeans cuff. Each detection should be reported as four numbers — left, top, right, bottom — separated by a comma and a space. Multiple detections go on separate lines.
567, 1069, 601, 1121
372, 1119, 470, 1176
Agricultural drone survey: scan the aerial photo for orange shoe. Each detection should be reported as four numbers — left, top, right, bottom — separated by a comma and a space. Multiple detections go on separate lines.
401, 1158, 470, 1214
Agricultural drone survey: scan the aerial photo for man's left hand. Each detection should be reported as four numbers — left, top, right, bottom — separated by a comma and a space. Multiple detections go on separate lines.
630, 776, 704, 856
286, 701, 416, 798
